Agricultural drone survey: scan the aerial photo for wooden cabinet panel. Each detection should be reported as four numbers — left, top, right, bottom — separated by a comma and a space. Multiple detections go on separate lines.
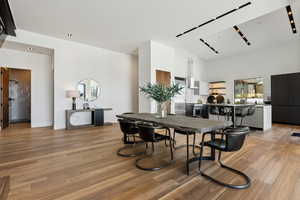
288, 73, 300, 106
272, 106, 290, 123
0, 67, 9, 129
271, 75, 289, 106
272, 73, 300, 125
272, 106, 300, 125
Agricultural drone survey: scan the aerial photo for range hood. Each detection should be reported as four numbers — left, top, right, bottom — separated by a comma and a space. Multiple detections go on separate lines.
187, 57, 199, 89
188, 77, 198, 89
0, 0, 16, 37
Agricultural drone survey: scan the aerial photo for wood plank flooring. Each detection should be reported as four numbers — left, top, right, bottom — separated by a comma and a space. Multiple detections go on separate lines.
0, 123, 300, 200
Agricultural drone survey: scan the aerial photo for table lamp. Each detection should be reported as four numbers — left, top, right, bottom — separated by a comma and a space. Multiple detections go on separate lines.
66, 90, 80, 110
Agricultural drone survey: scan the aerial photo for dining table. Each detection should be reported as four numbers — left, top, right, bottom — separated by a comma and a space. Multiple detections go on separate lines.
116, 113, 232, 175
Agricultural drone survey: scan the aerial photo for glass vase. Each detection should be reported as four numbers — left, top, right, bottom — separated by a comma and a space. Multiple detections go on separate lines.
156, 102, 167, 118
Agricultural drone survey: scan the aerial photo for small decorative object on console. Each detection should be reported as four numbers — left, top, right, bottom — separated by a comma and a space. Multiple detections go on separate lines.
66, 90, 80, 110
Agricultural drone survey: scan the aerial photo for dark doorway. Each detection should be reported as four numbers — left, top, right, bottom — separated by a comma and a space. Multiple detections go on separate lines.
0, 67, 31, 130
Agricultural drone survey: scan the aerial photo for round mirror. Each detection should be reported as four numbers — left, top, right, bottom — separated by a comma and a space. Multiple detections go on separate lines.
77, 79, 100, 101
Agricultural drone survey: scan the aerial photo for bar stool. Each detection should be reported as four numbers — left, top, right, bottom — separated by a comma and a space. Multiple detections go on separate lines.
135, 123, 174, 171
198, 127, 251, 189
236, 107, 250, 126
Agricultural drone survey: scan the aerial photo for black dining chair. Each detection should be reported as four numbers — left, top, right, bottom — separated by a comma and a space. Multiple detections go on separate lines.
135, 123, 174, 171
207, 95, 220, 116
173, 129, 199, 175
236, 107, 250, 126
247, 106, 256, 118
215, 95, 230, 121
117, 118, 145, 157
198, 127, 251, 189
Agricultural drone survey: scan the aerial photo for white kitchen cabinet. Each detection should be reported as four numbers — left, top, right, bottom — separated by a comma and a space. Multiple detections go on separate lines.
240, 105, 272, 131
209, 105, 272, 131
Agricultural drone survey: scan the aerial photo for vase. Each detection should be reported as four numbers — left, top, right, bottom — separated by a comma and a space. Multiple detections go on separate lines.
156, 102, 167, 118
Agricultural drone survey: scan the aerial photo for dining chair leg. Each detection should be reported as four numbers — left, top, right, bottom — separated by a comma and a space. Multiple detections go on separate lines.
167, 129, 174, 161
198, 133, 206, 172
200, 150, 251, 189
133, 135, 136, 148
199, 133, 251, 189
192, 133, 197, 156
218, 150, 222, 162
117, 134, 145, 157
151, 142, 155, 153
210, 133, 216, 160
172, 130, 176, 149
135, 137, 174, 171
164, 129, 168, 147
186, 134, 189, 175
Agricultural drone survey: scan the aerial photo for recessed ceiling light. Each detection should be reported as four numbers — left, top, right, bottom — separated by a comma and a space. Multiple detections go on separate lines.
233, 25, 251, 46
286, 5, 297, 34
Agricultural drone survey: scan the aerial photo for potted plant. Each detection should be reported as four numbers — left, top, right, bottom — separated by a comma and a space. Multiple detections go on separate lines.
140, 83, 184, 118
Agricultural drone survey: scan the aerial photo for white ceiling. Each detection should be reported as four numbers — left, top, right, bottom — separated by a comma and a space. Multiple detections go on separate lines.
200, 4, 300, 60
8, 0, 298, 60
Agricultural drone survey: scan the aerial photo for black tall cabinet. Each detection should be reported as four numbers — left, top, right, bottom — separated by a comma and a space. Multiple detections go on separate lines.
271, 72, 300, 125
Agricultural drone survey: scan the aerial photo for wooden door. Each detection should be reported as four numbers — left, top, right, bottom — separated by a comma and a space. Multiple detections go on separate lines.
156, 70, 171, 113
0, 67, 9, 129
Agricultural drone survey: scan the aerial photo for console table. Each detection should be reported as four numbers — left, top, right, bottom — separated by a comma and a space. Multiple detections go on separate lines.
65, 108, 112, 130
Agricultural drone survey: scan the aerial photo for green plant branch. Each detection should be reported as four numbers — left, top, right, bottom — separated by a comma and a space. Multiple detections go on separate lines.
140, 83, 184, 103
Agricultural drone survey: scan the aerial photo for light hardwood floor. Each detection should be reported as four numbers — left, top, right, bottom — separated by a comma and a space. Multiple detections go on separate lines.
0, 123, 300, 200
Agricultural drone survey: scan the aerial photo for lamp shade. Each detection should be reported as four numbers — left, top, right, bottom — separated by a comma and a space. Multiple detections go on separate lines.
66, 90, 80, 98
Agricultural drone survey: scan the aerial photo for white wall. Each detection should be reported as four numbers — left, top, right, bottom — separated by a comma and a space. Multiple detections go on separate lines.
204, 39, 300, 102
59, 45, 138, 127
0, 48, 53, 127
138, 41, 151, 113
6, 30, 138, 129
138, 41, 206, 112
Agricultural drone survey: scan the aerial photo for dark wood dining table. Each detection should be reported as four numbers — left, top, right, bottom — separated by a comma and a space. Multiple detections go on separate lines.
116, 113, 232, 175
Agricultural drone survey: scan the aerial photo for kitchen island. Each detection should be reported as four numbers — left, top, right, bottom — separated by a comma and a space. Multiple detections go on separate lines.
208, 104, 272, 131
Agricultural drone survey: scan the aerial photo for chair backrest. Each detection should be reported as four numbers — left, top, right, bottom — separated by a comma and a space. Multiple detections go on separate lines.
118, 119, 138, 135
247, 106, 256, 116
236, 107, 249, 117
218, 106, 226, 115
137, 123, 156, 142
225, 127, 249, 151
209, 106, 218, 115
